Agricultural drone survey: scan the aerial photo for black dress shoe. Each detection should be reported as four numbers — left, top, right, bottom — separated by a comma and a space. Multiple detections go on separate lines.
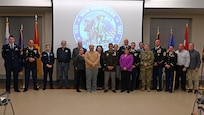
151, 88, 157, 90
127, 90, 130, 93
14, 90, 21, 92
157, 89, 162, 92
23, 89, 28, 92
50, 87, 54, 89
165, 89, 169, 92
34, 88, 39, 90
188, 89, 193, 93
43, 88, 46, 90
77, 90, 81, 92
121, 90, 125, 92
112, 90, 116, 93
194, 90, 198, 94
104, 90, 108, 93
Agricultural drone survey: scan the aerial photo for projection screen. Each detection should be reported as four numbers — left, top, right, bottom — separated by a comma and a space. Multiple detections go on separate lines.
53, 0, 143, 56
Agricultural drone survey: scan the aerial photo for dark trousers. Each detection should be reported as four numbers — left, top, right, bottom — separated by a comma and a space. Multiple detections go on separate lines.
43, 67, 53, 89
5, 66, 19, 91
74, 67, 77, 88
97, 68, 104, 88
25, 67, 37, 90
76, 70, 85, 90
131, 68, 138, 90
175, 65, 186, 90
165, 69, 174, 91
152, 67, 163, 89
121, 71, 131, 91
136, 67, 140, 89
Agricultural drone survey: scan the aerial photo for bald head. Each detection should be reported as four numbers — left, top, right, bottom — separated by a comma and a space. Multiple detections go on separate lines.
78, 41, 82, 48
124, 39, 129, 46
28, 40, 34, 47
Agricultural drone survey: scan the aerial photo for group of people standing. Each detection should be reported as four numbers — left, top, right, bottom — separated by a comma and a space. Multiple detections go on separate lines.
2, 35, 201, 94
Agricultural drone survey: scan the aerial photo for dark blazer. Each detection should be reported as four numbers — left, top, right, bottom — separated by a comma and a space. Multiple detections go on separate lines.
2, 44, 21, 68
151, 46, 166, 67
72, 47, 87, 66
118, 45, 131, 56
23, 47, 40, 68
103, 50, 118, 71
164, 51, 177, 70
41, 51, 55, 68
75, 55, 85, 70
130, 49, 140, 68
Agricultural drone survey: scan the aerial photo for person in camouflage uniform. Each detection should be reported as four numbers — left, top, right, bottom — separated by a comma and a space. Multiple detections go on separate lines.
140, 44, 154, 92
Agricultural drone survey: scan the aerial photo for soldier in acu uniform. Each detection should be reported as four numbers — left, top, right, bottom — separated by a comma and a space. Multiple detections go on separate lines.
140, 44, 154, 92
151, 39, 166, 91
23, 40, 40, 92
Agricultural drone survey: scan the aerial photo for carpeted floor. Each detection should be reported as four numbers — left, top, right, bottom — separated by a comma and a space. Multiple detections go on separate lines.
0, 88, 199, 115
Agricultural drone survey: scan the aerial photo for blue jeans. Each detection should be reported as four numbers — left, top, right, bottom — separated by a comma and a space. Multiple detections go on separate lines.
165, 69, 173, 91
152, 67, 163, 89
25, 67, 37, 90
58, 62, 69, 87
86, 69, 98, 92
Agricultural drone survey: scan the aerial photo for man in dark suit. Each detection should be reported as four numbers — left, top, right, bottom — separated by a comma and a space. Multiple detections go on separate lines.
2, 35, 21, 92
41, 44, 55, 90
118, 38, 131, 56
23, 40, 40, 92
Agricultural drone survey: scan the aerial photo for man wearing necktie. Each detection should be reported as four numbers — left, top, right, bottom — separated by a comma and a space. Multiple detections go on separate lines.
22, 40, 40, 92
2, 35, 21, 93
41, 44, 55, 90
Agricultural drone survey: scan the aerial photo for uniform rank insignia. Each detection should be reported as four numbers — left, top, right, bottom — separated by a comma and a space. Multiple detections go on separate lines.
163, 52, 166, 56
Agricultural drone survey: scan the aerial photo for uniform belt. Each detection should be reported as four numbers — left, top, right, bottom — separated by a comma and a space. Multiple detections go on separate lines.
177, 65, 184, 67
58, 61, 68, 63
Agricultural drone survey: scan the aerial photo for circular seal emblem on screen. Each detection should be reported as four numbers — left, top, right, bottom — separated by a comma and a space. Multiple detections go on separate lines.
73, 5, 123, 50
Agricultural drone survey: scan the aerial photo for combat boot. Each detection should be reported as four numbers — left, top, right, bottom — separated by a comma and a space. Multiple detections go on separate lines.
147, 87, 151, 92
141, 86, 145, 91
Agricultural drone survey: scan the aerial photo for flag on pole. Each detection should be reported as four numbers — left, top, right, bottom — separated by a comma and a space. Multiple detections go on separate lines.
184, 23, 189, 50
18, 24, 24, 72
34, 15, 42, 78
5, 17, 10, 44
168, 28, 175, 48
156, 26, 160, 39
